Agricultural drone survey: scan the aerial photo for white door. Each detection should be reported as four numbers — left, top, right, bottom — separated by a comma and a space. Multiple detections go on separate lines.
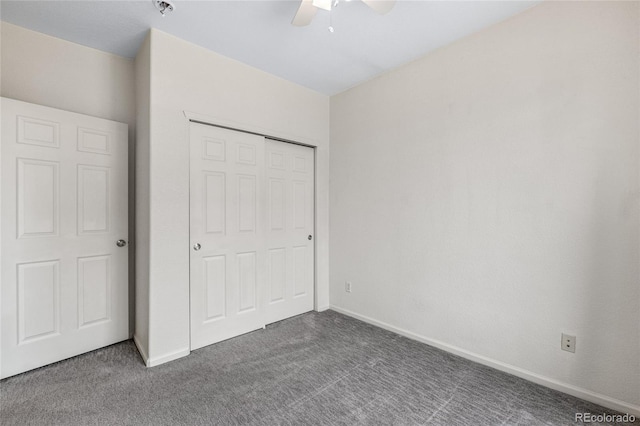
1, 98, 129, 378
265, 139, 315, 325
189, 123, 266, 350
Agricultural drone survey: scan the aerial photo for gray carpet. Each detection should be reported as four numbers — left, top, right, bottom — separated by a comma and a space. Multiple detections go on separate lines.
0, 310, 636, 425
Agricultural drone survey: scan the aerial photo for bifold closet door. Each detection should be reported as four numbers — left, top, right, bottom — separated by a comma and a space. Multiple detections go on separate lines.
189, 123, 266, 350
1, 98, 129, 378
189, 124, 316, 350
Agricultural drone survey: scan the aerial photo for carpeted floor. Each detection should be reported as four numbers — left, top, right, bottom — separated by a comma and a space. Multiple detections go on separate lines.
0, 310, 636, 425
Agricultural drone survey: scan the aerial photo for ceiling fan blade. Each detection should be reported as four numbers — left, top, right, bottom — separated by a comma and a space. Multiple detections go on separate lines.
361, 0, 396, 15
292, 0, 318, 26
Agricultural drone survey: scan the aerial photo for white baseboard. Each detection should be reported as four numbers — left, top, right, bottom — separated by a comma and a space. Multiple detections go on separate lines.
132, 334, 149, 366
133, 334, 189, 367
316, 304, 331, 312
329, 305, 640, 417
147, 347, 190, 367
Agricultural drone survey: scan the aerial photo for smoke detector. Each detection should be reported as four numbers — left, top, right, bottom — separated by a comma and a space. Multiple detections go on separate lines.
154, 0, 175, 17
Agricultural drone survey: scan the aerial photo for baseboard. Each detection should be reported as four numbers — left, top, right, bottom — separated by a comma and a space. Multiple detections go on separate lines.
329, 305, 640, 417
316, 304, 331, 312
146, 347, 190, 367
133, 334, 190, 368
132, 334, 149, 366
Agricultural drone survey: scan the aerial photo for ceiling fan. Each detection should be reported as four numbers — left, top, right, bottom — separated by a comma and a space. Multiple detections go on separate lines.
292, 0, 396, 26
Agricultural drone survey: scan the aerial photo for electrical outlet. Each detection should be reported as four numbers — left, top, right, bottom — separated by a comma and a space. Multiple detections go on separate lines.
345, 281, 352, 293
561, 333, 576, 353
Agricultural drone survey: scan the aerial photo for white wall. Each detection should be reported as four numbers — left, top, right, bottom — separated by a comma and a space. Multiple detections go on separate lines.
330, 1, 640, 413
138, 29, 330, 365
0, 22, 137, 335
133, 33, 151, 360
1, 23, 134, 126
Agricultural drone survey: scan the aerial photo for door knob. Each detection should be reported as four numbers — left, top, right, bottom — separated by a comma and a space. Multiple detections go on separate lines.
116, 239, 127, 247
308, 235, 313, 240
193, 243, 202, 251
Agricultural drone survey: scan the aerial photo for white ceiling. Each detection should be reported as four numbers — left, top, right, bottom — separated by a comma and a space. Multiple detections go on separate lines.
0, 0, 540, 95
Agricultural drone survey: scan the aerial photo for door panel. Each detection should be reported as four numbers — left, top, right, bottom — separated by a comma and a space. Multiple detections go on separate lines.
77, 165, 110, 234
203, 255, 226, 321
17, 260, 60, 343
267, 248, 286, 303
1, 98, 128, 378
17, 158, 59, 237
190, 123, 265, 350
77, 255, 111, 327
204, 172, 225, 233
265, 140, 315, 325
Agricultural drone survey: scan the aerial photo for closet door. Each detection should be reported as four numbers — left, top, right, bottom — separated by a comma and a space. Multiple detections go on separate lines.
189, 123, 266, 350
1, 98, 129, 378
265, 140, 315, 324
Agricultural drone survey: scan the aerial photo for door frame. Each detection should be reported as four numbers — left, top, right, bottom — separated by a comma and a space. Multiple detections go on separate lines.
184, 111, 320, 350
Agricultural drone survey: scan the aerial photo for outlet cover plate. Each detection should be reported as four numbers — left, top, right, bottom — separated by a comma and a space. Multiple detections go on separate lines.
561, 333, 576, 353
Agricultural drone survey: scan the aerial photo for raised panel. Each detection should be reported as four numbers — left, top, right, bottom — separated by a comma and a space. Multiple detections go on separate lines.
17, 116, 59, 148
293, 246, 307, 297
78, 165, 110, 234
268, 151, 286, 170
17, 159, 59, 238
17, 260, 60, 343
267, 249, 286, 303
269, 178, 285, 231
293, 181, 306, 230
238, 175, 256, 233
203, 137, 225, 161
237, 144, 256, 165
204, 172, 225, 234
204, 256, 226, 322
293, 156, 307, 173
78, 255, 111, 327
238, 252, 256, 313
77, 128, 111, 155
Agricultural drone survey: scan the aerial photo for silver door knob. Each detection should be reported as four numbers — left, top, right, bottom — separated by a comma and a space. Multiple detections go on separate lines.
116, 239, 127, 247
308, 235, 312, 240
193, 243, 201, 251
